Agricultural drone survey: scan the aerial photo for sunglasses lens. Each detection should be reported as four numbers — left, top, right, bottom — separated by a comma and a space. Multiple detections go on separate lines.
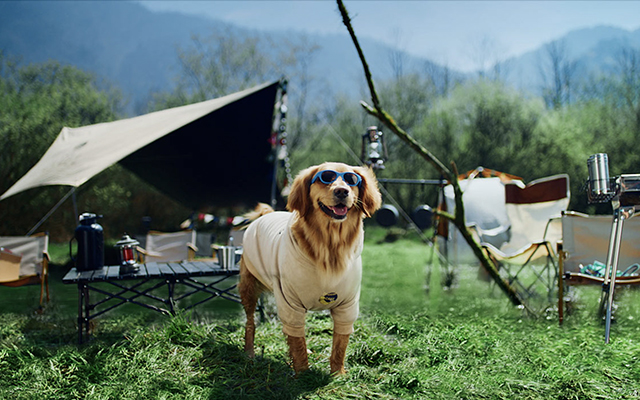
343, 172, 359, 186
320, 170, 337, 183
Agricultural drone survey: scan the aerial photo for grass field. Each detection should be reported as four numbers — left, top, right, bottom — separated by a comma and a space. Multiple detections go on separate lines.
2, 227, 640, 399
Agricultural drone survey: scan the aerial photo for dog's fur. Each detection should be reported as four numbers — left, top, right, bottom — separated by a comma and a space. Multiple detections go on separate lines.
239, 162, 381, 375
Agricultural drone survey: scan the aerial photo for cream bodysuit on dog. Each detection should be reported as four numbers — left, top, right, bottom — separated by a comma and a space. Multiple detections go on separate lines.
242, 211, 363, 337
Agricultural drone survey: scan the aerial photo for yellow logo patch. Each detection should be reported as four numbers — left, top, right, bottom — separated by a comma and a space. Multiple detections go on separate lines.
319, 292, 338, 305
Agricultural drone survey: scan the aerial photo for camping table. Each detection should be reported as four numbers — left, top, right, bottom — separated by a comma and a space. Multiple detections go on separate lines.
62, 260, 239, 344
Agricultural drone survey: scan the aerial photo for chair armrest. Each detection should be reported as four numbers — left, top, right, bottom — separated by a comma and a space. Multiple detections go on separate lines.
468, 222, 511, 248
136, 246, 164, 262
187, 243, 197, 261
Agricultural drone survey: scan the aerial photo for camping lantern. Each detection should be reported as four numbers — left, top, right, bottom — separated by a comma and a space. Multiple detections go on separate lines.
361, 126, 387, 170
115, 234, 140, 274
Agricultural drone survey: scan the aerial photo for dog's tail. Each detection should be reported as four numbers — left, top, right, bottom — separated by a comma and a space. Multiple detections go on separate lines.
242, 202, 274, 224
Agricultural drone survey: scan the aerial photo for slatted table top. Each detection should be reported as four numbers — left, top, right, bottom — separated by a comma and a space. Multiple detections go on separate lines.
62, 260, 239, 283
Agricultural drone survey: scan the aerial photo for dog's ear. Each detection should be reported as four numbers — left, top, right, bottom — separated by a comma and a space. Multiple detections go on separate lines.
287, 165, 319, 218
354, 166, 382, 218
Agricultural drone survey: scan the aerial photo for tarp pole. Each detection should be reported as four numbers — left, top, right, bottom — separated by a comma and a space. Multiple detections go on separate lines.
72, 188, 79, 222
26, 187, 76, 236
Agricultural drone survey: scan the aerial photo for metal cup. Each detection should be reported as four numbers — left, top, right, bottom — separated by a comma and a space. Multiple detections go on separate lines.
588, 153, 611, 195
216, 246, 236, 270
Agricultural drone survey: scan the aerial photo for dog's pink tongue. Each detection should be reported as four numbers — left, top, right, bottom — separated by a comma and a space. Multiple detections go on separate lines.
331, 205, 348, 216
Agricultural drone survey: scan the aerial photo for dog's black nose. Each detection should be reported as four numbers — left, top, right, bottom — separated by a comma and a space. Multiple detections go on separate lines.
334, 187, 349, 199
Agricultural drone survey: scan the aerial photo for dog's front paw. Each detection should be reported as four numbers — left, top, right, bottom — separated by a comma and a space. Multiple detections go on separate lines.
293, 363, 310, 378
330, 366, 346, 376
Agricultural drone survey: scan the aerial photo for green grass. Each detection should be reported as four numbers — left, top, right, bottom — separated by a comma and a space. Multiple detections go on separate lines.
2, 227, 640, 399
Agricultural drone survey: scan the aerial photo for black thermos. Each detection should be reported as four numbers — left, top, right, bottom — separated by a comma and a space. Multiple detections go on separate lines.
71, 213, 104, 271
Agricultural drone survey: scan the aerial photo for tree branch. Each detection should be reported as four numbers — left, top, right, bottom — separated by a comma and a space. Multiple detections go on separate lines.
337, 0, 532, 313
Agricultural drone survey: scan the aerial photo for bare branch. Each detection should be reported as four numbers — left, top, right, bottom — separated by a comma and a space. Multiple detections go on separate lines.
337, 0, 531, 313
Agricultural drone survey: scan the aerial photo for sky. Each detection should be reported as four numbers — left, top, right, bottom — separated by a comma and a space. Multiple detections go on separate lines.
138, 1, 640, 73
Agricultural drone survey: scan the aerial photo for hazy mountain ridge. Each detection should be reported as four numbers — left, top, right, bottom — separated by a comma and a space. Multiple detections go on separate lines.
1, 1, 639, 113
0, 1, 220, 112
502, 25, 640, 94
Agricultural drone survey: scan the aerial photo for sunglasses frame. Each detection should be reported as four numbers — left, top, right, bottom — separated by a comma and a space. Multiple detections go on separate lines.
311, 169, 362, 187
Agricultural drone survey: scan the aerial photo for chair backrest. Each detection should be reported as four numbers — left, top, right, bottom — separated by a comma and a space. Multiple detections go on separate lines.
144, 230, 196, 263
500, 174, 570, 254
561, 211, 640, 273
0, 233, 49, 277
439, 176, 515, 264
194, 231, 215, 258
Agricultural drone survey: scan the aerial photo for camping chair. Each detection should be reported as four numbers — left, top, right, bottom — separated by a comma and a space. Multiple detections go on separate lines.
480, 174, 570, 304
558, 211, 640, 325
438, 175, 516, 266
0, 232, 51, 305
138, 230, 198, 263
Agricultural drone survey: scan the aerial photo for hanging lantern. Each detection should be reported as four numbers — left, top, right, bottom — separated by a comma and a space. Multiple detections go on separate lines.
115, 233, 140, 274
361, 126, 387, 170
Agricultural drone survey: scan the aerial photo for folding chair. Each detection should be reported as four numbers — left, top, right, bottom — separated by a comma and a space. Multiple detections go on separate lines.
0, 232, 51, 305
480, 174, 570, 304
138, 230, 198, 263
558, 211, 640, 325
438, 175, 515, 266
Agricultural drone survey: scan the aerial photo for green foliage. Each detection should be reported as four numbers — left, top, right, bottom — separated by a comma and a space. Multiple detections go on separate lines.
148, 28, 319, 114
289, 65, 640, 215
0, 55, 125, 237
0, 54, 121, 189
149, 29, 272, 109
404, 79, 544, 178
288, 96, 369, 172
0, 55, 193, 239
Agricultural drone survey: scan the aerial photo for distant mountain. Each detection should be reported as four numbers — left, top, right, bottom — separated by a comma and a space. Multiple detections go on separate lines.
0, 1, 222, 113
1, 1, 639, 115
0, 0, 450, 115
501, 25, 640, 95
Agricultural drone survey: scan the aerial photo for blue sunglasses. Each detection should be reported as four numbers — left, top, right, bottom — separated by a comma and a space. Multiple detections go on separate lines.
311, 170, 362, 187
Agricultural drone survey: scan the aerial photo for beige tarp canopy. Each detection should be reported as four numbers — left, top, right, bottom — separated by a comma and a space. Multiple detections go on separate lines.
1, 80, 281, 210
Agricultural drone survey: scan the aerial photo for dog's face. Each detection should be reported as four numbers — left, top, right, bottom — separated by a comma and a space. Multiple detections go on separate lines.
287, 162, 381, 222
309, 163, 361, 221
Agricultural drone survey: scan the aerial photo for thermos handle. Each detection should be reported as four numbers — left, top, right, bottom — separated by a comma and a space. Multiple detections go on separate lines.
69, 237, 76, 264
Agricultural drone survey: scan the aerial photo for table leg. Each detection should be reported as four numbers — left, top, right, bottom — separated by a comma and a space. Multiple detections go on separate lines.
599, 211, 620, 319
167, 279, 175, 314
78, 283, 83, 344
78, 282, 90, 344
84, 283, 90, 342
604, 207, 633, 343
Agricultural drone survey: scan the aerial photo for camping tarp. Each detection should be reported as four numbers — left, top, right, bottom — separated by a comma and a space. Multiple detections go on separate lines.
1, 81, 280, 210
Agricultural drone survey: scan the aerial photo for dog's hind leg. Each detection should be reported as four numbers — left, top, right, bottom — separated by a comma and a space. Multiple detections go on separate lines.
330, 332, 350, 375
239, 259, 260, 357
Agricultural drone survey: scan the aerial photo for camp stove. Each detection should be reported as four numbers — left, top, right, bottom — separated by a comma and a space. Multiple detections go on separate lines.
587, 153, 640, 343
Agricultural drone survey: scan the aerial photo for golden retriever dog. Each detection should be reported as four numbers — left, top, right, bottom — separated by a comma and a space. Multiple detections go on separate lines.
239, 162, 382, 375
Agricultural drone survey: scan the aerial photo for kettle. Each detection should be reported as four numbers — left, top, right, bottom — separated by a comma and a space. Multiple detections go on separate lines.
70, 213, 104, 271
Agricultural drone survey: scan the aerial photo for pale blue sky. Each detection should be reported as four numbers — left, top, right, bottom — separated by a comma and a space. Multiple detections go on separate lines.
138, 1, 640, 72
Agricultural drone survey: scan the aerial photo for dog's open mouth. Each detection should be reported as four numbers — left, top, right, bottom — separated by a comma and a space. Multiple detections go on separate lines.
319, 202, 349, 220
